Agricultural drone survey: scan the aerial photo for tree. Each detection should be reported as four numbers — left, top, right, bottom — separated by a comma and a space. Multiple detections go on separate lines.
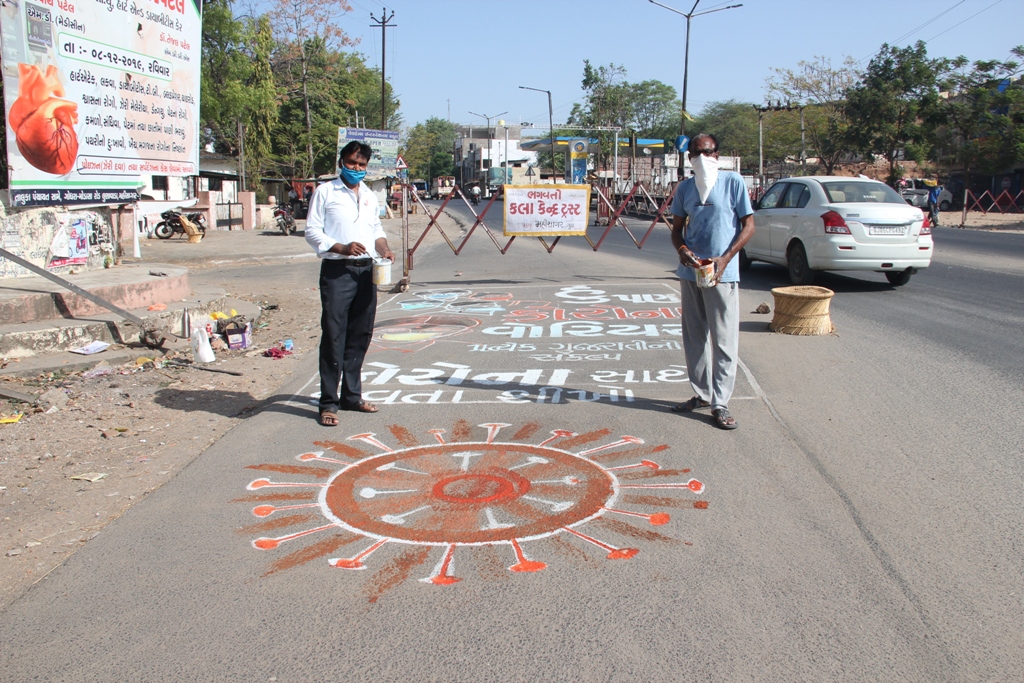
628, 80, 679, 139
767, 55, 859, 174
270, 0, 354, 177
844, 41, 944, 186
200, 0, 251, 155
402, 118, 457, 181
242, 16, 278, 198
930, 47, 1024, 186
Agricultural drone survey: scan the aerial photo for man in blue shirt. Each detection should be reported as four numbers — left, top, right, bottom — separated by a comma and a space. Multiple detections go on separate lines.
669, 134, 755, 430
927, 184, 942, 226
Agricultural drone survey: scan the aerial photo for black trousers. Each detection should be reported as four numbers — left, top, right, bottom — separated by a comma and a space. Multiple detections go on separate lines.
318, 259, 377, 412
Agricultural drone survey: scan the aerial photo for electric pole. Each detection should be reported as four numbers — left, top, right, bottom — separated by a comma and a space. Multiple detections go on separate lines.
370, 9, 396, 131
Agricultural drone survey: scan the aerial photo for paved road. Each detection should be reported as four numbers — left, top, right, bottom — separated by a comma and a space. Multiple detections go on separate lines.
2, 213, 1022, 681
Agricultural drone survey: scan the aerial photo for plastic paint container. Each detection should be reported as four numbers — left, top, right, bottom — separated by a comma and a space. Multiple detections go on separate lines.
373, 258, 393, 286
695, 259, 717, 288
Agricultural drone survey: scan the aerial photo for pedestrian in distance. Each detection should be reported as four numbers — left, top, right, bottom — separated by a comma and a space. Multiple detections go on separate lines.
669, 133, 755, 430
305, 141, 395, 427
928, 183, 942, 227
288, 184, 300, 217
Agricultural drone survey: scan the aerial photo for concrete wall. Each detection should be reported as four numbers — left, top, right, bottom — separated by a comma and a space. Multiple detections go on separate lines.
0, 200, 117, 279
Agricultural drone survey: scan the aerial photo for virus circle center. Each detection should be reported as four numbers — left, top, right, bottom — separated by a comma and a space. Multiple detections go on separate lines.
321, 442, 615, 545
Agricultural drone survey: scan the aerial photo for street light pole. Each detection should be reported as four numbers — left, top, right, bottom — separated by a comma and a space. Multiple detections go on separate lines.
648, 0, 742, 143
519, 85, 555, 182
469, 110, 507, 196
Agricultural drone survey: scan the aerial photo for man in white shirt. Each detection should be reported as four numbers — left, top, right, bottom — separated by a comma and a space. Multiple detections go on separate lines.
305, 141, 395, 426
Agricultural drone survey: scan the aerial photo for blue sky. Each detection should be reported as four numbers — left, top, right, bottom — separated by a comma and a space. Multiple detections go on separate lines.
336, 0, 1022, 133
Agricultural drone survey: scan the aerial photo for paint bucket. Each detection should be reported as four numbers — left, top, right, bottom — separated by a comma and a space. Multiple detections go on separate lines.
373, 258, 393, 286
695, 259, 717, 288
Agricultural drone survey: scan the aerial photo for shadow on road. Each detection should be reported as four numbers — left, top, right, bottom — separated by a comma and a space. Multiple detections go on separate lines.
153, 387, 315, 420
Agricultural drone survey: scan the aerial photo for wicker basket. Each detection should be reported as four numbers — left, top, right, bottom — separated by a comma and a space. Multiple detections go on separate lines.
769, 286, 835, 335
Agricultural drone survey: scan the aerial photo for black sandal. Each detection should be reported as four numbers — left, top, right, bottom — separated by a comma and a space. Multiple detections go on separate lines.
671, 396, 710, 413
711, 408, 737, 430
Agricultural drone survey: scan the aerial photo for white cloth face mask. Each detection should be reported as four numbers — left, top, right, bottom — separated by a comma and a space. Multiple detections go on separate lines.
692, 154, 719, 204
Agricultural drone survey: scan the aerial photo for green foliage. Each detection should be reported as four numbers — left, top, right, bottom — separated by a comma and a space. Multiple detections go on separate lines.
402, 118, 457, 181
766, 56, 859, 173
844, 41, 943, 185
930, 46, 1024, 178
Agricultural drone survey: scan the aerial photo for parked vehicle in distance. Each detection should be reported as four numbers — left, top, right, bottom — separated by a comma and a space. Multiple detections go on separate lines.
900, 178, 953, 210
154, 209, 207, 239
430, 176, 455, 200
744, 176, 933, 286
411, 179, 428, 199
274, 204, 296, 235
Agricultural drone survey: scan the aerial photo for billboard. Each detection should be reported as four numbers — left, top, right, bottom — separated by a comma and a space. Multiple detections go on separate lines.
504, 185, 590, 236
1, 0, 203, 207
336, 127, 399, 182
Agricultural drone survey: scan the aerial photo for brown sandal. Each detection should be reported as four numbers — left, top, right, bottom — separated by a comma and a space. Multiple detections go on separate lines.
341, 400, 378, 413
319, 411, 339, 426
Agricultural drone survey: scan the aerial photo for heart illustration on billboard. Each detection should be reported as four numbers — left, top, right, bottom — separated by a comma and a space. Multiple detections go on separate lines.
8, 64, 79, 175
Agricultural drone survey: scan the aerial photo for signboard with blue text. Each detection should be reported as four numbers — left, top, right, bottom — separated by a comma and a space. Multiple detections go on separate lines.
336, 127, 399, 182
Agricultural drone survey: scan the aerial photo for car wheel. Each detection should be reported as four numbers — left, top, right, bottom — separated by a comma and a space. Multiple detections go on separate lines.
787, 242, 815, 285
738, 248, 752, 272
939, 200, 951, 211
154, 222, 173, 239
885, 270, 912, 286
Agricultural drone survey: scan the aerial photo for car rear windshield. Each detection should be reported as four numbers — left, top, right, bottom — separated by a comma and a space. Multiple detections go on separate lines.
820, 181, 905, 204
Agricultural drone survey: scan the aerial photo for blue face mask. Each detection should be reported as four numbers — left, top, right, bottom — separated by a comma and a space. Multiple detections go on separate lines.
340, 166, 366, 185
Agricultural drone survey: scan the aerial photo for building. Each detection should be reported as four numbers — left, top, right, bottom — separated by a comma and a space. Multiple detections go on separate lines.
454, 124, 539, 193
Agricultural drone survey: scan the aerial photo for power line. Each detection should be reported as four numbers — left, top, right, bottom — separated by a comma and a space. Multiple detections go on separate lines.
925, 0, 1002, 42
856, 0, 965, 64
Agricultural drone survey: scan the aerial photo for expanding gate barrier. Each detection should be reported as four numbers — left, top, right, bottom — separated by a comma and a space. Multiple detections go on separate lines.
394, 182, 678, 290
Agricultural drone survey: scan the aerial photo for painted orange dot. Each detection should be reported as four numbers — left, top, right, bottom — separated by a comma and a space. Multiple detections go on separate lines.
332, 559, 364, 569
252, 506, 275, 517
648, 513, 670, 526
510, 560, 547, 573
429, 575, 461, 585
687, 479, 704, 493
694, 501, 709, 510
607, 548, 639, 560
297, 453, 318, 461
249, 479, 271, 489
253, 538, 279, 550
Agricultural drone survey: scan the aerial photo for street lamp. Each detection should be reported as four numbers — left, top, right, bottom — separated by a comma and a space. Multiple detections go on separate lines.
648, 0, 742, 147
469, 110, 507, 196
519, 85, 556, 182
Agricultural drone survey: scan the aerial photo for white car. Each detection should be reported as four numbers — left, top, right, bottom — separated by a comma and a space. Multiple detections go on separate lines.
743, 176, 933, 286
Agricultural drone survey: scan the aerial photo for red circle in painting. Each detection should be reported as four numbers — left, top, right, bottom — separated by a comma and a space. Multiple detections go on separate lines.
323, 442, 613, 545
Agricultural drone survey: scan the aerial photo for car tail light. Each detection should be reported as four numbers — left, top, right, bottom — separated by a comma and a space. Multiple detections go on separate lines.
920, 210, 932, 235
821, 210, 851, 234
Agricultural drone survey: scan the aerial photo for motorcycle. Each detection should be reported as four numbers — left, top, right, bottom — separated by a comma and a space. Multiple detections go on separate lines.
274, 204, 297, 235
154, 209, 207, 239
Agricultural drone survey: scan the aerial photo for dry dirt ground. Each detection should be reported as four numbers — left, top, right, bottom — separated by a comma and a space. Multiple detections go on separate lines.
0, 211, 455, 610
948, 209, 1024, 232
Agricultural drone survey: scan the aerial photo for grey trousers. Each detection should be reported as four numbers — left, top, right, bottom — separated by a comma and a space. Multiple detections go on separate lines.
679, 279, 739, 410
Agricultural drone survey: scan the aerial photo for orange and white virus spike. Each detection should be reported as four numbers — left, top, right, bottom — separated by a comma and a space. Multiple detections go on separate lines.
481, 508, 514, 530
247, 478, 327, 491
577, 435, 644, 456
562, 527, 640, 560
376, 461, 428, 475
450, 450, 484, 471
330, 538, 388, 570
296, 451, 349, 465
380, 505, 431, 525
479, 423, 512, 444
252, 524, 337, 550
347, 433, 393, 451
509, 539, 546, 573
538, 429, 576, 446
358, 486, 419, 499
619, 479, 704, 494
420, 544, 461, 585
601, 507, 671, 526
508, 455, 549, 470
252, 503, 320, 517
427, 429, 446, 444
531, 476, 580, 485
606, 459, 660, 472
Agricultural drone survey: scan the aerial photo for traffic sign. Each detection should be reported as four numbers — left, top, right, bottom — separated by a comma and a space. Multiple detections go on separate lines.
395, 155, 408, 170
